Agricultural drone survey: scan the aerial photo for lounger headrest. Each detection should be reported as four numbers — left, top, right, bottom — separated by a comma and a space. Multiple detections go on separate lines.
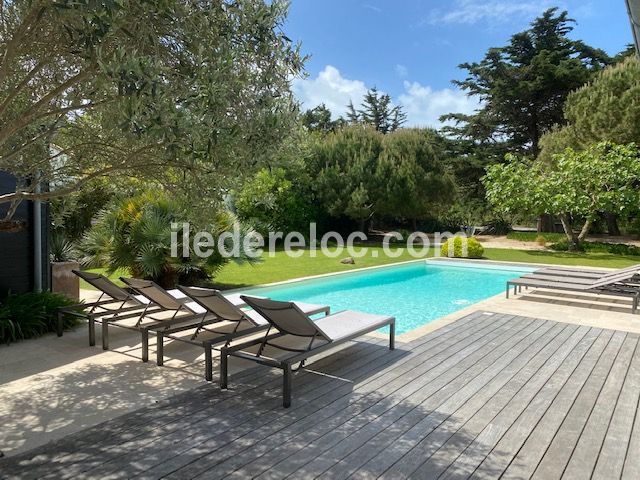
178, 286, 244, 322
240, 295, 327, 339
121, 277, 183, 310
73, 270, 131, 301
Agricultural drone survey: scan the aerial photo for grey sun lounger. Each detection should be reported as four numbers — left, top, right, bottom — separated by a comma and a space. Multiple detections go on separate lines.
150, 286, 330, 380
517, 269, 640, 286
119, 277, 258, 362
506, 273, 640, 313
61, 270, 166, 344
220, 296, 395, 408
533, 264, 640, 280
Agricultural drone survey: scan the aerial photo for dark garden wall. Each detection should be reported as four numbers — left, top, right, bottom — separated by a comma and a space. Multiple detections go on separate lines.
0, 172, 49, 298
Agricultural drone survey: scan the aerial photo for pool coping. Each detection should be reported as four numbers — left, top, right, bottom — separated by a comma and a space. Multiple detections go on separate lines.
226, 256, 619, 343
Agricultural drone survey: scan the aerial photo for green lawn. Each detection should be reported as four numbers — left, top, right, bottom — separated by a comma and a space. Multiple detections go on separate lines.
81, 245, 640, 291
506, 231, 567, 242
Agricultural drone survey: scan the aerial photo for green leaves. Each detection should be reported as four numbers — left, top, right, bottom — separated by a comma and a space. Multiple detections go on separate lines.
446, 8, 611, 157
0, 292, 83, 345
310, 126, 453, 227
234, 167, 316, 235
1, 0, 304, 215
484, 142, 640, 244
78, 191, 254, 287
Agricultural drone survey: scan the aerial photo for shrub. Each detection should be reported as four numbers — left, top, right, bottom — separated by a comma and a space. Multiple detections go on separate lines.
549, 240, 584, 252
79, 192, 255, 287
235, 168, 317, 235
0, 292, 83, 345
440, 237, 485, 258
535, 235, 547, 247
50, 231, 78, 262
483, 217, 512, 235
549, 240, 640, 255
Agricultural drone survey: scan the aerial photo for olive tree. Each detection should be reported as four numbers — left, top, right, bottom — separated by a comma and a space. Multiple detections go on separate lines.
484, 142, 640, 249
0, 0, 304, 225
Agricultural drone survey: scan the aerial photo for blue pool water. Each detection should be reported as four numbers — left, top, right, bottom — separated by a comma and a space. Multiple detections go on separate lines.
243, 261, 536, 335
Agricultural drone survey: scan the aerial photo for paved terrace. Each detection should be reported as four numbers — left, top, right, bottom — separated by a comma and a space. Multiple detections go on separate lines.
2, 311, 640, 479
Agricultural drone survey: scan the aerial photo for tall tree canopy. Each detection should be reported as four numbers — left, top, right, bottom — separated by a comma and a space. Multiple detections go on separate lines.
442, 8, 610, 158
484, 142, 640, 249
539, 56, 640, 163
347, 88, 407, 134
377, 129, 454, 228
301, 104, 342, 134
0, 0, 304, 222
311, 125, 383, 231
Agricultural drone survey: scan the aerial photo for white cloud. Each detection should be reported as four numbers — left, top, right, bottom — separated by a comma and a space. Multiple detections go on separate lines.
292, 65, 368, 119
395, 64, 409, 78
398, 81, 481, 128
428, 0, 556, 25
293, 65, 480, 128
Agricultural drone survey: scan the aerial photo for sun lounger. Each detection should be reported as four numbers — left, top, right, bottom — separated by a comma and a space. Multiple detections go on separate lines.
220, 296, 395, 407
518, 269, 640, 286
110, 277, 230, 361
60, 270, 167, 344
506, 273, 640, 313
149, 286, 330, 380
533, 264, 640, 280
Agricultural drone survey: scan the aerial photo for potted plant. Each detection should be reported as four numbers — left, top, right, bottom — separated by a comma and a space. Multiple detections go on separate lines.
50, 232, 80, 301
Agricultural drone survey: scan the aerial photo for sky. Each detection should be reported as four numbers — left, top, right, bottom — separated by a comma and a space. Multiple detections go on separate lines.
285, 0, 634, 128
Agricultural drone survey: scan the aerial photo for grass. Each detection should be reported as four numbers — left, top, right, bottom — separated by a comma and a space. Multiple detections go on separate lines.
80, 245, 640, 291
506, 231, 566, 242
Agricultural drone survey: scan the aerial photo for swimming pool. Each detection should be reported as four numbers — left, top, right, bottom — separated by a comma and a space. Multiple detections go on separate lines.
242, 260, 536, 335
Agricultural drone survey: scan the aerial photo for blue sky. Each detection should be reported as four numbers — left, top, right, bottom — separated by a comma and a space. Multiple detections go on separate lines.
286, 0, 633, 127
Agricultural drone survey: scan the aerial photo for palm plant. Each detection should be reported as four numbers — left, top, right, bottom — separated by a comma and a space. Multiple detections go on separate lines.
79, 192, 255, 287
50, 231, 78, 262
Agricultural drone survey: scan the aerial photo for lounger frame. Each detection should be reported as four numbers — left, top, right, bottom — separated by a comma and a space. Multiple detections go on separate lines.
506, 278, 640, 313
220, 314, 395, 407
57, 271, 165, 345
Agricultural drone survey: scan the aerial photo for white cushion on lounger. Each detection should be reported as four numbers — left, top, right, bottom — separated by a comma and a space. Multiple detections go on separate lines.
314, 311, 393, 341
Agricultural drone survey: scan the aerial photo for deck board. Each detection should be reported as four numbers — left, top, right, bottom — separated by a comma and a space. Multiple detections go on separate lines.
3, 312, 640, 480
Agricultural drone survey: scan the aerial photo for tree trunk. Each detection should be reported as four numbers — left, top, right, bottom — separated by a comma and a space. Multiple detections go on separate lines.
412, 218, 417, 232
558, 214, 580, 250
537, 214, 555, 233
578, 218, 593, 242
604, 212, 621, 236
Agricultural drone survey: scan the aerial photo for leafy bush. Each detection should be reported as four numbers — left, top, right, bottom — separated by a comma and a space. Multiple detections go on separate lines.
549, 241, 640, 255
79, 192, 255, 287
235, 168, 316, 235
440, 237, 485, 258
50, 231, 78, 262
482, 217, 512, 235
0, 292, 83, 345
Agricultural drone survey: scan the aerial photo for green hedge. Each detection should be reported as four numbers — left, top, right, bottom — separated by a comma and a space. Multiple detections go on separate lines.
0, 292, 83, 345
549, 241, 640, 255
440, 237, 485, 259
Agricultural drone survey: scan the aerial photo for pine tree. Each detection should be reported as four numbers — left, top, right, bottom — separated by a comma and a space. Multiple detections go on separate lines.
346, 88, 406, 134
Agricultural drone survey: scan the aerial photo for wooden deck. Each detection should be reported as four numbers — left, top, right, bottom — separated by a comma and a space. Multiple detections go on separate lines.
2, 311, 640, 479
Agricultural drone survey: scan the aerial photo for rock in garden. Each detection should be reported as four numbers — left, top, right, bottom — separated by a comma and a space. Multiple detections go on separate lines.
340, 257, 355, 264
